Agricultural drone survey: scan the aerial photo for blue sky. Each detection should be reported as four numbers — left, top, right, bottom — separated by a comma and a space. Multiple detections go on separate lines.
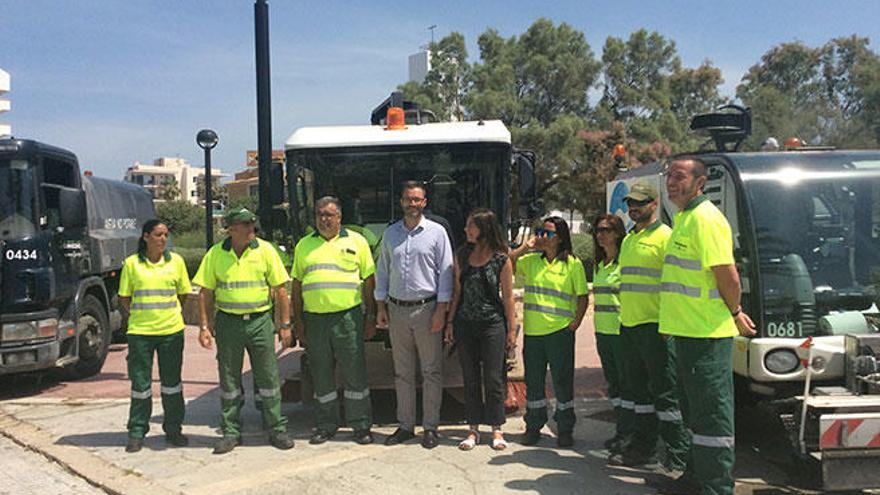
2, 0, 878, 179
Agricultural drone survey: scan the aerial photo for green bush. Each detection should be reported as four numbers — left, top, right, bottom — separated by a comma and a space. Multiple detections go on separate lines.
571, 233, 594, 264
174, 247, 207, 279
156, 200, 203, 233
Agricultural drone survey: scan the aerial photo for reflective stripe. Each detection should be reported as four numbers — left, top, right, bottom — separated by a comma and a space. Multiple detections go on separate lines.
692, 434, 735, 449
594, 304, 620, 313
610, 397, 621, 407
160, 383, 182, 395
216, 300, 269, 310
302, 282, 360, 292
657, 409, 683, 422
524, 285, 574, 302
524, 303, 573, 318
660, 282, 701, 298
619, 283, 660, 294
316, 391, 338, 404
220, 389, 241, 401
258, 388, 278, 398
556, 400, 575, 411
131, 301, 177, 310
303, 263, 358, 275
527, 399, 547, 409
665, 254, 702, 271
709, 289, 721, 299
620, 266, 662, 278
344, 389, 371, 400
131, 389, 152, 400
133, 289, 176, 297
593, 286, 619, 295
216, 280, 268, 290
634, 404, 656, 414
620, 400, 635, 410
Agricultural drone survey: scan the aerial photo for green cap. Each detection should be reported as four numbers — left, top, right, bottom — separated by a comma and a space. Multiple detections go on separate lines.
624, 181, 659, 201
224, 207, 258, 226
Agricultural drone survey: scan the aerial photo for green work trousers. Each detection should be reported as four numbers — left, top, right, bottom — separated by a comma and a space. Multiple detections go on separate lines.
595, 332, 632, 439
126, 331, 185, 438
304, 306, 372, 432
676, 337, 735, 495
524, 327, 576, 434
620, 323, 689, 469
215, 311, 287, 437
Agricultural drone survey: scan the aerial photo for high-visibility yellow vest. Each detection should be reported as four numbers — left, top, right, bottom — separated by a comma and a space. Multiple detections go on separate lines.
619, 220, 671, 327
291, 228, 375, 313
193, 237, 290, 315
516, 252, 588, 336
119, 252, 191, 336
659, 196, 737, 338
592, 260, 621, 335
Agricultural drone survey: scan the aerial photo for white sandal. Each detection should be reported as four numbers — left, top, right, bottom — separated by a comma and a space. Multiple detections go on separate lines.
459, 430, 480, 451
491, 434, 508, 451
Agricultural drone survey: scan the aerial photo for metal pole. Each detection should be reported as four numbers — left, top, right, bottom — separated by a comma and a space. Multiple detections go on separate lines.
204, 148, 213, 248
255, 0, 273, 237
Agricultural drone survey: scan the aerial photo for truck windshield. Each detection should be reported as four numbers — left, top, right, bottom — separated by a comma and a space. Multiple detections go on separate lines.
0, 159, 37, 240
289, 143, 508, 247
743, 154, 880, 336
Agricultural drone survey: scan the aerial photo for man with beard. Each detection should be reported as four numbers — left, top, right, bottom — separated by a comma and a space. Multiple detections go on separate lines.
609, 181, 689, 474
376, 181, 454, 449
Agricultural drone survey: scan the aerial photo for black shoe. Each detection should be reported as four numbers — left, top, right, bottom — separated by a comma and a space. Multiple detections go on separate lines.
353, 430, 374, 445
269, 431, 296, 450
646, 473, 699, 495
603, 433, 624, 449
421, 429, 439, 449
520, 429, 542, 446
309, 429, 335, 445
607, 448, 657, 467
384, 427, 416, 446
213, 436, 241, 455
557, 431, 574, 448
125, 436, 143, 453
165, 432, 189, 447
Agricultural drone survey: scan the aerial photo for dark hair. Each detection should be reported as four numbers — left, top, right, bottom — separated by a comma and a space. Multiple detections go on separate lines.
138, 219, 168, 260
592, 214, 626, 266
672, 155, 708, 179
315, 195, 342, 213
400, 180, 427, 198
542, 216, 573, 262
457, 208, 507, 265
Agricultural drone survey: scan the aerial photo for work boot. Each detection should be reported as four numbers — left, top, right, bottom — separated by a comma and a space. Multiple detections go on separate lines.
213, 436, 241, 455
421, 429, 439, 449
309, 429, 335, 445
125, 436, 143, 453
165, 432, 189, 447
384, 427, 416, 446
646, 472, 699, 495
353, 430, 374, 445
269, 431, 296, 450
557, 431, 574, 448
607, 447, 657, 467
603, 433, 626, 450
520, 429, 542, 446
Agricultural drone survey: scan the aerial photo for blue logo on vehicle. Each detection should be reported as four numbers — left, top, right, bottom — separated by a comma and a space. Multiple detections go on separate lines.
609, 182, 630, 217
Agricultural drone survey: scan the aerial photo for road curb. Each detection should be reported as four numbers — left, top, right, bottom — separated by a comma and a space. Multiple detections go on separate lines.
0, 406, 179, 495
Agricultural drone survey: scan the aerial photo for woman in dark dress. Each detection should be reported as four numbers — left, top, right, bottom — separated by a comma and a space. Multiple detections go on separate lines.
445, 208, 517, 451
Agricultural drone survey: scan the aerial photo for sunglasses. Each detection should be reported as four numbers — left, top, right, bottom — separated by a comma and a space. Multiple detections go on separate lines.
626, 198, 652, 207
535, 228, 557, 238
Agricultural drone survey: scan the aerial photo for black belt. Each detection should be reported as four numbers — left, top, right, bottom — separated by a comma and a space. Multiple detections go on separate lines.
218, 310, 270, 320
388, 295, 437, 307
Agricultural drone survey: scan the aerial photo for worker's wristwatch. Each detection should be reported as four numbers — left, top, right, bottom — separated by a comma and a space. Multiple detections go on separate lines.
278, 321, 292, 330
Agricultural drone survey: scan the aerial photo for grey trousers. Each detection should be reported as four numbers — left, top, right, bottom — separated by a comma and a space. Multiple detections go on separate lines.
388, 300, 443, 431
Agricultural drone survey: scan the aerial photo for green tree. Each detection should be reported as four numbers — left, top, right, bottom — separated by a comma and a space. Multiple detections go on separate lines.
397, 32, 470, 121
156, 200, 203, 233
158, 176, 181, 201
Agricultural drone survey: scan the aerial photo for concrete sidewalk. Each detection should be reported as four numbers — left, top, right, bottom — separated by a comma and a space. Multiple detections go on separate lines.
0, 393, 654, 495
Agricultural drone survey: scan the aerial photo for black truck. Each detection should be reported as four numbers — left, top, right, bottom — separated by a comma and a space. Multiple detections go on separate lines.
0, 137, 154, 378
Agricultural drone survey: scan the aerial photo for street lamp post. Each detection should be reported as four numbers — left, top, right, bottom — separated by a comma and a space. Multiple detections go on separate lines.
196, 129, 219, 249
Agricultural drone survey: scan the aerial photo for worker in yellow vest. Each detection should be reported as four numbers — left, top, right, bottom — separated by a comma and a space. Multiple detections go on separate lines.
511, 216, 588, 448
655, 158, 756, 495
291, 196, 376, 445
610, 181, 689, 472
119, 219, 191, 453
590, 214, 629, 452
194, 207, 297, 454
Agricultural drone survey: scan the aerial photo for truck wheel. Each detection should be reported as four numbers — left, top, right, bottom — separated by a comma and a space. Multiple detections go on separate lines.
59, 295, 111, 380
